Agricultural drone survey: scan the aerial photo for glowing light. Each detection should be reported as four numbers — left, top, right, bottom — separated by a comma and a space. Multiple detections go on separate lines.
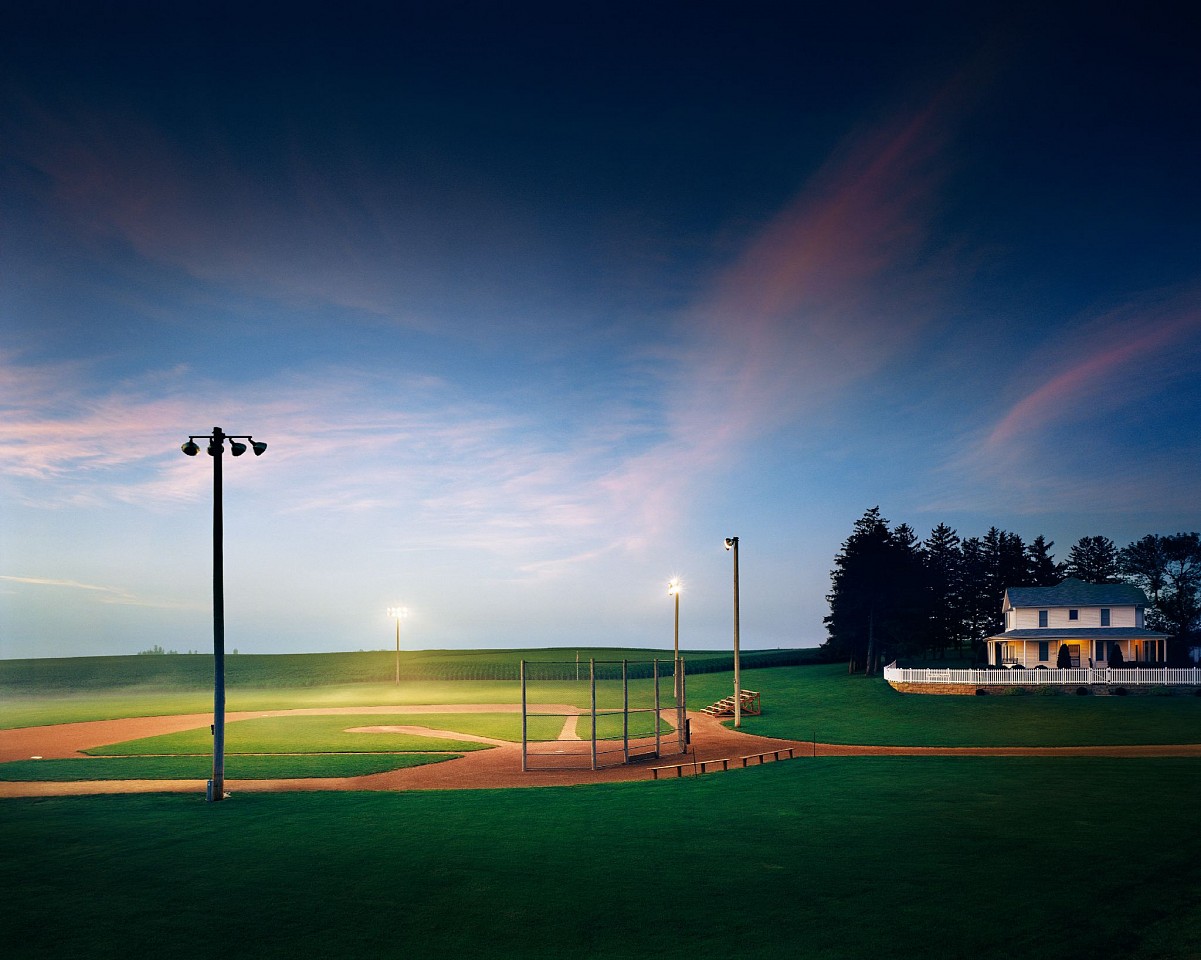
667, 577, 682, 597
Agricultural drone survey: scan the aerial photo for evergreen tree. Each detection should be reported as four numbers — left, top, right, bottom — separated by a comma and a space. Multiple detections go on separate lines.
1026, 535, 1064, 586
1065, 536, 1119, 583
823, 508, 925, 675
959, 536, 994, 662
922, 523, 964, 659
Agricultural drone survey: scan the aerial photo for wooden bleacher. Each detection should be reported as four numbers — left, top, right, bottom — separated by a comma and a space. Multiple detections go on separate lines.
700, 689, 761, 718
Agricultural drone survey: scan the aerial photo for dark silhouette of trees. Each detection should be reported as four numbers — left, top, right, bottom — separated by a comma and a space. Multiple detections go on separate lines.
921, 524, 963, 659
1065, 536, 1119, 583
825, 511, 1197, 671
823, 508, 925, 676
1119, 533, 1201, 657
1026, 535, 1064, 586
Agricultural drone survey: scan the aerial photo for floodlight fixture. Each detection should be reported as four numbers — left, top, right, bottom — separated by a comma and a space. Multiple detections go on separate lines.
724, 535, 741, 727
388, 606, 408, 685
180, 426, 267, 803
668, 578, 682, 701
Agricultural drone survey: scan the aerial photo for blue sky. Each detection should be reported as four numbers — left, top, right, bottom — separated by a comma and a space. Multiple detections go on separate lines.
2, 2, 1199, 659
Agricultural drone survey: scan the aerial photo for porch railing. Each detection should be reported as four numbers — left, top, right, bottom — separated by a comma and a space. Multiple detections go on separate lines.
883, 663, 1201, 686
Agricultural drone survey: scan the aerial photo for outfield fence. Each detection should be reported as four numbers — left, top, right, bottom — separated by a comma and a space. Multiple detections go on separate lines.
884, 662, 1201, 686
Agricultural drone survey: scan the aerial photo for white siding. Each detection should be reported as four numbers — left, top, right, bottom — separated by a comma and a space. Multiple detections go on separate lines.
1012, 605, 1137, 629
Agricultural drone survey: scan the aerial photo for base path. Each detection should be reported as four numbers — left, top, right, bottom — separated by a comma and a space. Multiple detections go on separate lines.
3, 707, 1200, 798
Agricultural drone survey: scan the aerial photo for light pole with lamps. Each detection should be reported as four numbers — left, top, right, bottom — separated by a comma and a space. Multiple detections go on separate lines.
667, 578, 682, 703
724, 537, 741, 727
181, 426, 267, 802
387, 606, 407, 684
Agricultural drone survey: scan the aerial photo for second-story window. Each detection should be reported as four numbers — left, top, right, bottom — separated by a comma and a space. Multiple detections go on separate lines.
1038, 610, 1048, 627
1069, 609, 1079, 621
1101, 608, 1110, 626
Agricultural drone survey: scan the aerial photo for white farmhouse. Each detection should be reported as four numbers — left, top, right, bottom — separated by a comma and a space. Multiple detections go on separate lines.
985, 578, 1168, 669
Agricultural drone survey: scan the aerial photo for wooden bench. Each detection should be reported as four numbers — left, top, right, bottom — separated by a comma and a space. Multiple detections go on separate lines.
650, 747, 796, 779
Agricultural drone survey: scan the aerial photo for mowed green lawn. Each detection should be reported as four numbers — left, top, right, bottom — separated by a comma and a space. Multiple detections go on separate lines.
0, 753, 451, 781
689, 663, 1201, 746
3, 758, 1199, 960
4, 656, 1201, 959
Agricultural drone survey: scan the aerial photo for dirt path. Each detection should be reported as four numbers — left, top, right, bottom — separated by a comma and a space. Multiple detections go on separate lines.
2, 707, 1199, 799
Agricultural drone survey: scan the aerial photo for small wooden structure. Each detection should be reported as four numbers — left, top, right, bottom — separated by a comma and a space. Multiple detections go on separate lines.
700, 689, 760, 718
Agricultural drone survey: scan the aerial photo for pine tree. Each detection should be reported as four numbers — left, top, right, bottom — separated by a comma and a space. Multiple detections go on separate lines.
823, 508, 925, 675
1065, 536, 1118, 583
1026, 535, 1064, 586
922, 524, 964, 659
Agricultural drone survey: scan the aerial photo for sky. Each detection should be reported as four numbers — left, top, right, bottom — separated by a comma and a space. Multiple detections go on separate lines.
2, 1, 1199, 660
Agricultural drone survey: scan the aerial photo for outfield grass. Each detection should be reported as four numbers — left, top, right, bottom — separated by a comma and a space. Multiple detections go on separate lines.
6, 660, 1201, 747
0, 646, 803, 694
82, 714, 535, 757
0, 753, 454, 781
575, 709, 674, 740
689, 663, 1201, 746
3, 758, 1199, 960
0, 678, 679, 730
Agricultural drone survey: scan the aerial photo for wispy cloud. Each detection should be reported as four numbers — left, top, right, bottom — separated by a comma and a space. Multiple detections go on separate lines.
941, 289, 1201, 515
658, 84, 968, 481
984, 294, 1201, 452
0, 574, 192, 609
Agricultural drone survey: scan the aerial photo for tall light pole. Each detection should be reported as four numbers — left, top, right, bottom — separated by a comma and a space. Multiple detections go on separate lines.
181, 427, 267, 802
387, 606, 407, 684
667, 578, 682, 703
724, 537, 741, 727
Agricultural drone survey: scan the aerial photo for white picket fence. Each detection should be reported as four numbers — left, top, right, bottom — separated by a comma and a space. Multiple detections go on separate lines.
883, 662, 1201, 686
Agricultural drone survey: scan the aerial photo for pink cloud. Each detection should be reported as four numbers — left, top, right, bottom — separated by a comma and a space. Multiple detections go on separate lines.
662, 82, 968, 477
985, 298, 1201, 451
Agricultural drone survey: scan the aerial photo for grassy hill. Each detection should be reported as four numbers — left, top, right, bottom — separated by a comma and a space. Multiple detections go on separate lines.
0, 646, 819, 691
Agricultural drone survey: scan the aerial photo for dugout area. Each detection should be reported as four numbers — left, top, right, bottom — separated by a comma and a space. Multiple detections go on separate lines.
520, 658, 688, 771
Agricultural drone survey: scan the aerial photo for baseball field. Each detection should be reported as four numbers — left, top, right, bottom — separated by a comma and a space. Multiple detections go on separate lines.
2, 652, 1200, 959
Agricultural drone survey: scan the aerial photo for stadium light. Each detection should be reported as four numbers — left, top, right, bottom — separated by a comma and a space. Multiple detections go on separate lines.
387, 606, 408, 685
181, 426, 267, 803
667, 578, 682, 703
724, 537, 741, 728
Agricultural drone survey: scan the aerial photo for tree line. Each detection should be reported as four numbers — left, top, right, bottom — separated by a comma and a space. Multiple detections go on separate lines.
822, 507, 1201, 674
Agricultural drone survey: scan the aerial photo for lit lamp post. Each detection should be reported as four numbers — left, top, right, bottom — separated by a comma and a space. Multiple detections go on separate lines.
181, 426, 267, 802
667, 578, 682, 703
387, 606, 408, 684
724, 537, 741, 728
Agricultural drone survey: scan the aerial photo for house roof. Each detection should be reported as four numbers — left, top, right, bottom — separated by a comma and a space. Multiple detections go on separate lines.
987, 627, 1168, 642
1003, 578, 1148, 609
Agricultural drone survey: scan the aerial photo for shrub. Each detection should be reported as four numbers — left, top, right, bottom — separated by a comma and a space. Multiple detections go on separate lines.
974, 688, 989, 696
1075, 687, 1091, 696
1111, 687, 1128, 696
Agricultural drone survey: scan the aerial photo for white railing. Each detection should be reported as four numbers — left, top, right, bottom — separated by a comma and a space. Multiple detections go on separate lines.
883, 662, 1201, 686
